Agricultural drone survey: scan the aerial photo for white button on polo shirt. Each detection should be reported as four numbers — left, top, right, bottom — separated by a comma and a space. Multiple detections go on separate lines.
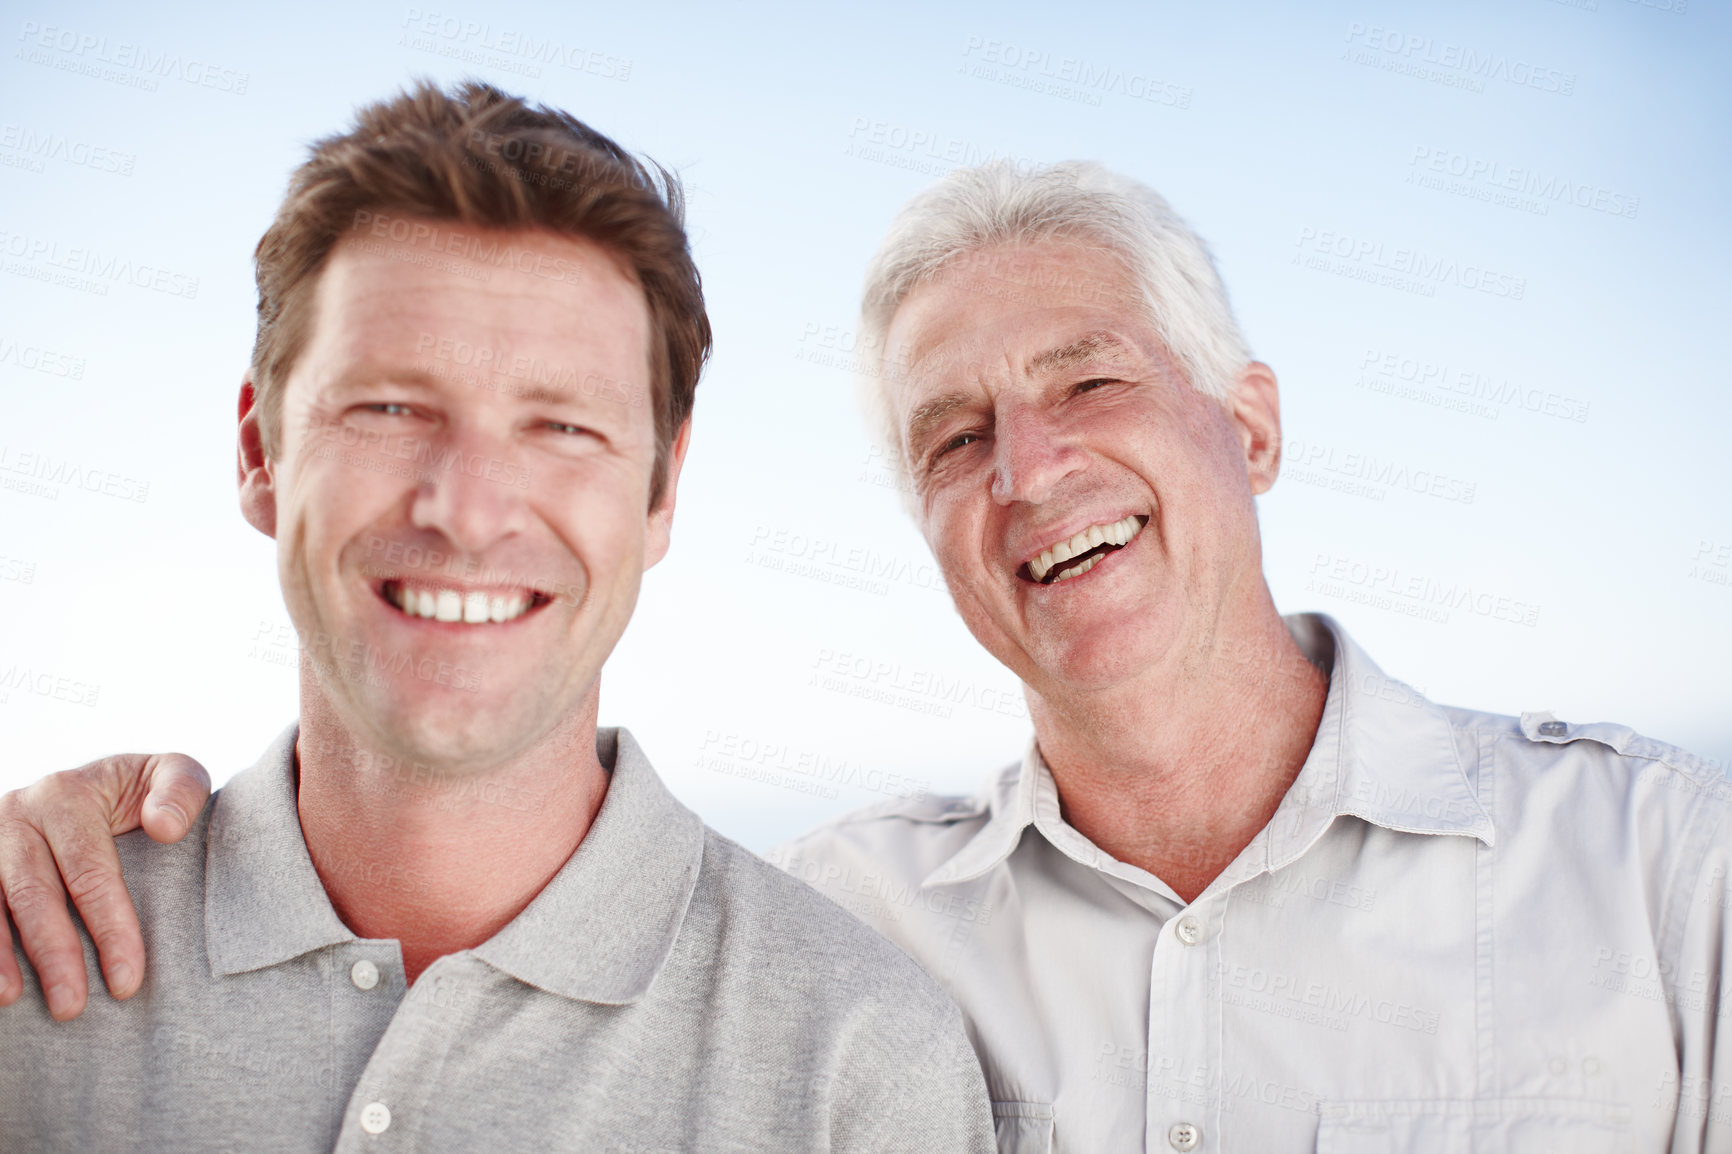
360, 1102, 391, 1134
351, 959, 380, 990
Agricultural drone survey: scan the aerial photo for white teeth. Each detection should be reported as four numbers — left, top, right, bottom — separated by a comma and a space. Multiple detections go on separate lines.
389, 583, 535, 625
1051, 554, 1102, 583
1026, 514, 1145, 583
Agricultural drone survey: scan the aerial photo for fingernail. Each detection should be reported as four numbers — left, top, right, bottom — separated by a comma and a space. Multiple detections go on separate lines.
158, 802, 188, 833
109, 962, 135, 994
46, 982, 74, 1017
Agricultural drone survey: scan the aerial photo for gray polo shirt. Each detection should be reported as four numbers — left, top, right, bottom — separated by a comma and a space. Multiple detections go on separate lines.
0, 726, 995, 1153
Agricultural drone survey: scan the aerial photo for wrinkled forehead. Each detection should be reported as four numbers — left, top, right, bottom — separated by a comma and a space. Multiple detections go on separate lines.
884, 282, 1173, 441
885, 237, 1150, 367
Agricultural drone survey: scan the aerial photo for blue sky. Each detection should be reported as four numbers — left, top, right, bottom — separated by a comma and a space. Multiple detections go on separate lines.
1, 0, 1726, 849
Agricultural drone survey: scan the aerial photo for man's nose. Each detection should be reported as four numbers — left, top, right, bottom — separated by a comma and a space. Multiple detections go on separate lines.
407, 431, 530, 554
989, 405, 1086, 505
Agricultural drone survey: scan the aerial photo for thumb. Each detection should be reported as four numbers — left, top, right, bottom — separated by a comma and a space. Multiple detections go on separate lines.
131, 755, 212, 843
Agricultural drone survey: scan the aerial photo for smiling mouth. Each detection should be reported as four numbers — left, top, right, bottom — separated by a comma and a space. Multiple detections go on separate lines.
1021, 514, 1147, 585
379, 580, 551, 624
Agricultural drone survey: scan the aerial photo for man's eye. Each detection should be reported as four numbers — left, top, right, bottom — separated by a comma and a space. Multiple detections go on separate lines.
938, 432, 980, 456
365, 402, 414, 416
545, 421, 592, 436
1074, 378, 1113, 394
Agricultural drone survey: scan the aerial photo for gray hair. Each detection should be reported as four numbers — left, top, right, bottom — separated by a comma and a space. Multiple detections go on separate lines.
857, 159, 1252, 456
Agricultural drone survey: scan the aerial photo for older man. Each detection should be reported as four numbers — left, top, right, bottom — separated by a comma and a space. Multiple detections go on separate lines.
7, 159, 1729, 1152
0, 82, 995, 1153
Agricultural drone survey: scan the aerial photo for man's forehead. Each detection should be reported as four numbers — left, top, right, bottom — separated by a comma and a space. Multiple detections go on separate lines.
896, 327, 1153, 408
312, 230, 648, 357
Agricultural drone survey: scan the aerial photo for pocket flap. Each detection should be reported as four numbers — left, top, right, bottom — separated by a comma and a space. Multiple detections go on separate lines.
991, 1101, 1054, 1154
1317, 1098, 1630, 1153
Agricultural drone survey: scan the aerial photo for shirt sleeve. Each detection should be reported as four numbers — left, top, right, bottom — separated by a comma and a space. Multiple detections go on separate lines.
1667, 783, 1732, 1153
826, 996, 997, 1154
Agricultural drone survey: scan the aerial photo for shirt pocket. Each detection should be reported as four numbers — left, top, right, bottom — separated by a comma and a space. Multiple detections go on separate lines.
1316, 1098, 1630, 1153
991, 1101, 1054, 1154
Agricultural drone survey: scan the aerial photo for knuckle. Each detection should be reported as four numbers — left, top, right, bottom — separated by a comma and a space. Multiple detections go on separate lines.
1, 877, 66, 921
59, 862, 118, 907
28, 942, 87, 976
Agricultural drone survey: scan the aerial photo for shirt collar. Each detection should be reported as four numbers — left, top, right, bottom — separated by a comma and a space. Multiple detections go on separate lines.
206, 725, 706, 1005
470, 727, 705, 1004
1248, 613, 1494, 883
205, 723, 357, 976
921, 612, 1493, 891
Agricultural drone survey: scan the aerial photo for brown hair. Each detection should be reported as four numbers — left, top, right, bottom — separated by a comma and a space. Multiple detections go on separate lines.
250, 79, 709, 508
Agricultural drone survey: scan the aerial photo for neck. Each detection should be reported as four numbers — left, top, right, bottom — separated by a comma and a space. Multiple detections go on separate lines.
1027, 589, 1327, 904
294, 679, 610, 984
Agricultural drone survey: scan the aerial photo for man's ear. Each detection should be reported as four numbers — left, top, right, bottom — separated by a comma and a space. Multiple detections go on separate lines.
236, 377, 278, 538
643, 417, 693, 571
1229, 361, 1282, 496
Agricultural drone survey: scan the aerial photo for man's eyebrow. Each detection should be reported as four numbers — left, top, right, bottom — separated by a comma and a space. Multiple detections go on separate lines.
905, 393, 975, 452
1029, 331, 1137, 376
322, 363, 442, 393
512, 383, 586, 406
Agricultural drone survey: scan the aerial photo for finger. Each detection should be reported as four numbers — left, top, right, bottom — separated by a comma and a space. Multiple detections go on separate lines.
0, 805, 89, 1020
136, 754, 212, 844
0, 900, 23, 1007
40, 800, 144, 1002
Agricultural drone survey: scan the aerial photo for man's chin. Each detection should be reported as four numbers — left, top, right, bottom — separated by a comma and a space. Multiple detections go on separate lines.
315, 667, 562, 777
1020, 615, 1176, 697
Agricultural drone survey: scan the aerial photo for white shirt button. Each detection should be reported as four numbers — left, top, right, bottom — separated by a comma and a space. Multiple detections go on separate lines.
1169, 1120, 1201, 1150
1175, 915, 1204, 945
351, 959, 381, 990
360, 1101, 392, 1135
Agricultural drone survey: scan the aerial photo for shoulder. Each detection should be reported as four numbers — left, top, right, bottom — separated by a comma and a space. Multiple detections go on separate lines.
1444, 705, 1722, 799
691, 831, 938, 981
766, 771, 1004, 881
1442, 705, 1729, 864
679, 827, 968, 1029
115, 792, 217, 879
0, 797, 214, 1044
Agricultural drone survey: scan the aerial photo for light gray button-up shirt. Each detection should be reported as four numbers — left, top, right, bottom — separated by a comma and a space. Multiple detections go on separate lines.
771, 614, 1732, 1153
0, 726, 996, 1153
